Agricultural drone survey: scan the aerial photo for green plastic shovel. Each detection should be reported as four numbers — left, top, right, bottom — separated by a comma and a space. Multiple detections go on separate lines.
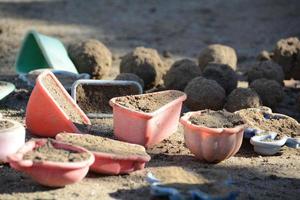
15, 30, 78, 74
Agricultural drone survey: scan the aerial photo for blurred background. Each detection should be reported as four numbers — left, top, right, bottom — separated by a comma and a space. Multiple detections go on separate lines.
1, 0, 300, 75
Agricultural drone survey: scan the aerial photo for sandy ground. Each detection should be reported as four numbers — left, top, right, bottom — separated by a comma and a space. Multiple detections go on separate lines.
1, 0, 300, 199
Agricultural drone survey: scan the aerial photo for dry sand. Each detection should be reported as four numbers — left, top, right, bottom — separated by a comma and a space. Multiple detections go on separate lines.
0, 0, 300, 199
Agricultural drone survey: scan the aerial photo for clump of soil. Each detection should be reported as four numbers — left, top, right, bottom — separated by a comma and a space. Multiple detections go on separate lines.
42, 74, 87, 125
76, 84, 140, 114
115, 91, 182, 113
0, 120, 13, 129
189, 110, 245, 128
163, 59, 202, 91
225, 88, 262, 112
120, 47, 164, 89
250, 78, 284, 108
57, 133, 149, 157
115, 73, 145, 89
184, 76, 225, 110
23, 140, 90, 162
203, 63, 237, 94
247, 60, 284, 83
257, 50, 273, 61
68, 39, 112, 79
237, 108, 300, 138
272, 37, 300, 79
198, 44, 237, 71
152, 167, 229, 197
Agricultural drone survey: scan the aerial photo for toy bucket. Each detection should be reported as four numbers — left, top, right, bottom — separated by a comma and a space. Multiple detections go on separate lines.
109, 90, 186, 147
25, 71, 90, 137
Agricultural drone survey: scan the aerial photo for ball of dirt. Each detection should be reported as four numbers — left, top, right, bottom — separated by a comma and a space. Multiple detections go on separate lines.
257, 50, 273, 61
225, 88, 262, 112
247, 60, 284, 83
184, 76, 226, 110
198, 44, 237, 71
115, 73, 144, 89
272, 37, 300, 79
120, 47, 164, 89
250, 78, 284, 108
68, 39, 112, 79
202, 63, 238, 94
163, 59, 202, 91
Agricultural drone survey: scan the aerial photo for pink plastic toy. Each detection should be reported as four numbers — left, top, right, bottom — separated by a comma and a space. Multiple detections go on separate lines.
56, 133, 151, 175
180, 111, 245, 163
25, 71, 90, 137
8, 139, 94, 187
0, 119, 25, 163
109, 90, 187, 147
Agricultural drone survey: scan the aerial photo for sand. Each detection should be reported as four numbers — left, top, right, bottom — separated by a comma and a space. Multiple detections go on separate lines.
0, 120, 13, 129
57, 133, 149, 157
23, 140, 90, 162
189, 110, 245, 128
115, 91, 182, 113
0, 1, 300, 199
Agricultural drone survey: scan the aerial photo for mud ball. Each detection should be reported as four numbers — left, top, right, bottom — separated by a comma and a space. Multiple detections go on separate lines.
198, 44, 237, 71
184, 76, 226, 110
120, 47, 164, 89
68, 39, 112, 79
202, 63, 238, 94
257, 50, 273, 61
115, 73, 144, 89
163, 59, 202, 91
225, 88, 262, 112
247, 60, 284, 84
272, 37, 300, 79
250, 78, 284, 108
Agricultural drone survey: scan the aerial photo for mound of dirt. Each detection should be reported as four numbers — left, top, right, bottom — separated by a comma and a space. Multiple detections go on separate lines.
272, 37, 300, 79
152, 167, 230, 197
257, 50, 273, 61
184, 76, 225, 110
250, 78, 284, 108
237, 108, 300, 138
203, 63, 237, 94
163, 59, 201, 91
189, 110, 245, 128
247, 60, 284, 83
198, 44, 237, 71
120, 47, 164, 89
225, 88, 261, 112
24, 140, 90, 162
68, 39, 112, 79
115, 73, 144, 89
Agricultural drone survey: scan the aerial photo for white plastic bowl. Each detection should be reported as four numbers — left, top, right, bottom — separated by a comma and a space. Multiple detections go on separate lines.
0, 119, 26, 162
250, 132, 287, 155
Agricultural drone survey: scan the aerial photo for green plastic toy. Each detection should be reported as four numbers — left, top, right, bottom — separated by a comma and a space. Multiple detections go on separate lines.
15, 30, 78, 74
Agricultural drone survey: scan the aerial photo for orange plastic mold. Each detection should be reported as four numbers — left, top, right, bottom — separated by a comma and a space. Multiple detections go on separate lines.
109, 90, 187, 147
25, 71, 90, 137
7, 139, 94, 187
56, 133, 151, 175
180, 111, 245, 163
